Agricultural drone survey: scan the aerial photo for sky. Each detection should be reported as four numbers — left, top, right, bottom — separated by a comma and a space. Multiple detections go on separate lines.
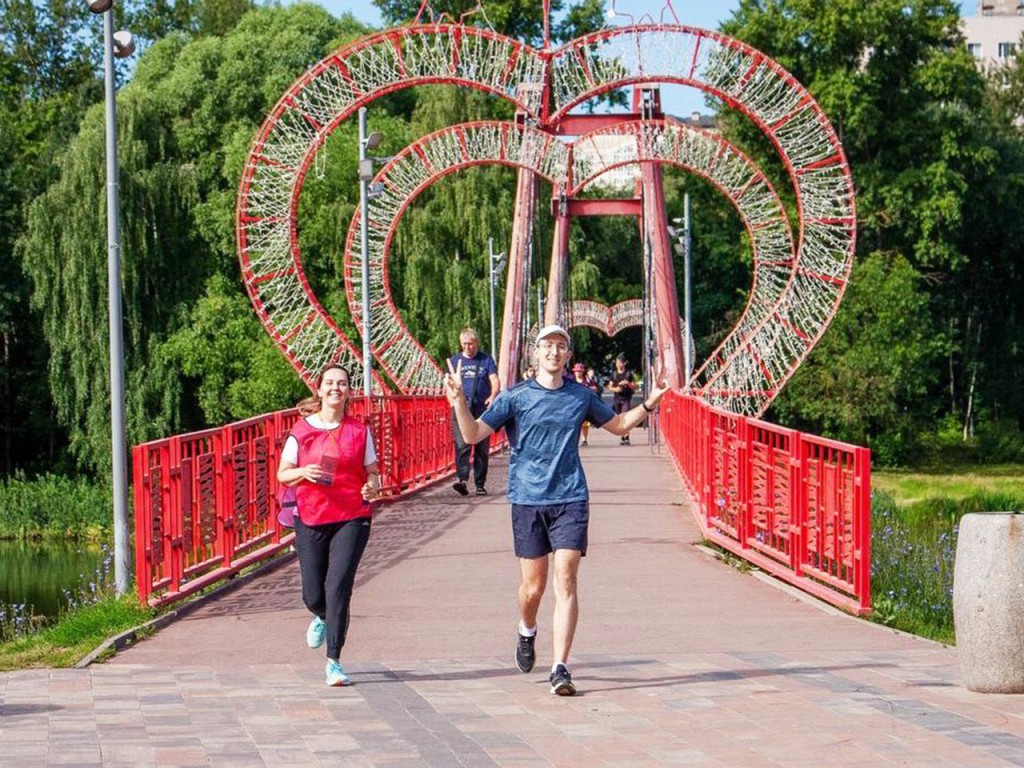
307, 0, 980, 28
295, 1, 979, 115
308, 0, 741, 30
300, 0, 743, 115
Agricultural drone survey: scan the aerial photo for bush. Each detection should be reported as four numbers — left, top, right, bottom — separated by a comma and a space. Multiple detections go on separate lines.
918, 417, 1024, 467
975, 420, 1024, 465
0, 473, 113, 539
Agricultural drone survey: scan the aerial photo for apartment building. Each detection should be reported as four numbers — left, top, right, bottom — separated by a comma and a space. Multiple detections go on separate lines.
964, 0, 1024, 67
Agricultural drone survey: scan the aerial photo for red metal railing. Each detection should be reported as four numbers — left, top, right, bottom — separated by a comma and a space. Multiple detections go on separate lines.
660, 391, 871, 615
132, 395, 467, 607
134, 391, 869, 613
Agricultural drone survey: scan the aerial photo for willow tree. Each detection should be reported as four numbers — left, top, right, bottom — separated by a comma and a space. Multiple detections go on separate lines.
17, 5, 368, 471
1, 0, 109, 475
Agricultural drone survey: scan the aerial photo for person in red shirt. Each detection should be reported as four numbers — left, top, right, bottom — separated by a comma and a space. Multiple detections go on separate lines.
277, 364, 381, 686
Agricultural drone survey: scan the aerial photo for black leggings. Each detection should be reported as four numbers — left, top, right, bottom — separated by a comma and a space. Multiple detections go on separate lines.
295, 516, 371, 659
452, 410, 490, 487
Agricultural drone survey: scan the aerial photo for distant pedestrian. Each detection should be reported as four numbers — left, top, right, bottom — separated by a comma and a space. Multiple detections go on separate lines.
448, 327, 500, 496
572, 363, 599, 446
523, 365, 536, 380
607, 354, 637, 444
444, 324, 670, 696
276, 364, 381, 687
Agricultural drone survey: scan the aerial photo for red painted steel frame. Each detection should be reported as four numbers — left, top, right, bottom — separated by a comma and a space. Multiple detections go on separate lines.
658, 390, 872, 615
132, 395, 491, 608
238, 22, 855, 415
134, 392, 869, 614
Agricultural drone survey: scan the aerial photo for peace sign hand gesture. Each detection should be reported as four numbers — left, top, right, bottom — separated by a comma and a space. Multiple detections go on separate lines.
443, 358, 464, 407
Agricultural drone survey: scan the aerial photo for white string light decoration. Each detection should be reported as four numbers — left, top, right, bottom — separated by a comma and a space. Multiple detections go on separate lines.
236, 18, 854, 416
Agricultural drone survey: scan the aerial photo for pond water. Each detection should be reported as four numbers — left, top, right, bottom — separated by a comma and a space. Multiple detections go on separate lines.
0, 540, 106, 619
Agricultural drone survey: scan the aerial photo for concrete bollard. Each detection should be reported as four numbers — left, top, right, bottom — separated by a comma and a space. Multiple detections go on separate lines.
953, 512, 1024, 693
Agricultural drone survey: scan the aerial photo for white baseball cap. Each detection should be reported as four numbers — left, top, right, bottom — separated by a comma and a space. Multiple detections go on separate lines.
536, 324, 570, 344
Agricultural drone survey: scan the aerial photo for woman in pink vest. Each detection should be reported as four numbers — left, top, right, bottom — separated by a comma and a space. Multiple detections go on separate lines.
277, 364, 381, 686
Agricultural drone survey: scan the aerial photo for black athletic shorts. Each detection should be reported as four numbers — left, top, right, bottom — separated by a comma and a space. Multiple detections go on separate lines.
511, 500, 589, 558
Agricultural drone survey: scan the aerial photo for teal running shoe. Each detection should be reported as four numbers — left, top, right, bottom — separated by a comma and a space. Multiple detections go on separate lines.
325, 659, 351, 686
306, 616, 326, 648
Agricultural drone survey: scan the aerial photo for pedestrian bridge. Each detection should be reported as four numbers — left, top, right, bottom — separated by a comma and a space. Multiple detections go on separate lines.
2, 426, 1019, 767
131, 392, 870, 614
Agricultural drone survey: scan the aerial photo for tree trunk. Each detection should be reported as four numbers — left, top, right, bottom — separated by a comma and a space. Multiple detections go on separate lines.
962, 319, 982, 442
948, 315, 956, 416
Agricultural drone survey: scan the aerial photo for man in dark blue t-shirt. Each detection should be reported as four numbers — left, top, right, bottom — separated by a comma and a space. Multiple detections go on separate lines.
444, 323, 670, 697
448, 327, 500, 497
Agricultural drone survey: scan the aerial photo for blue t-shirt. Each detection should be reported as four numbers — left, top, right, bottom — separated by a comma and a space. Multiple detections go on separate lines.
449, 351, 498, 415
481, 378, 615, 505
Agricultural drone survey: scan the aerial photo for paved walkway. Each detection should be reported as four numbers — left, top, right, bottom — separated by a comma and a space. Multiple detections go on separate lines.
3, 428, 1024, 767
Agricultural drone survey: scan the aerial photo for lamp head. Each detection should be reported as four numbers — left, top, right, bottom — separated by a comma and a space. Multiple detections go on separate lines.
112, 30, 135, 59
365, 132, 383, 151
86, 0, 114, 13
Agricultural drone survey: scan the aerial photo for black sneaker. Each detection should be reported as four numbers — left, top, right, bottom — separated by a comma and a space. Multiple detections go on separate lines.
452, 480, 469, 496
475, 486, 488, 496
549, 664, 576, 696
515, 632, 536, 673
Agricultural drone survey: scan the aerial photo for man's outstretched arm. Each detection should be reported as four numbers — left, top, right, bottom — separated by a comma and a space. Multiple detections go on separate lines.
602, 378, 672, 436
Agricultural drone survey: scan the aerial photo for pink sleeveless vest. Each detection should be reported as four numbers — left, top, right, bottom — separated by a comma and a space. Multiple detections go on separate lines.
289, 416, 371, 525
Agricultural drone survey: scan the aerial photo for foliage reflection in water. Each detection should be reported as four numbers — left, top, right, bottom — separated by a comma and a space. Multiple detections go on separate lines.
0, 540, 107, 640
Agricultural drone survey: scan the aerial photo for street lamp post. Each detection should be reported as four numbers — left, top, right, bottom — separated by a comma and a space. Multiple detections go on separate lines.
357, 107, 382, 397
682, 193, 692, 386
86, 0, 135, 597
671, 193, 693, 388
487, 237, 506, 359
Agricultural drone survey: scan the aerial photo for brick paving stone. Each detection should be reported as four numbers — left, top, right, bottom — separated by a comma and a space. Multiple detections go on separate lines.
6, 431, 1024, 765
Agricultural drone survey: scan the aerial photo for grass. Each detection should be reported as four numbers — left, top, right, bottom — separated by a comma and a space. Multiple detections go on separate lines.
873, 465, 1024, 508
870, 490, 956, 644
869, 464, 1024, 645
1, 540, 154, 669
0, 595, 154, 671
0, 549, 294, 670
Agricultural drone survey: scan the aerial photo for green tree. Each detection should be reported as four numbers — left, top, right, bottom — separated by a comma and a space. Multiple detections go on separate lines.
721, 0, 1018, 460
771, 252, 941, 464
18, 5, 370, 471
962, 35, 1024, 443
0, 1, 107, 475
388, 86, 519, 361
161, 274, 307, 422
125, 0, 254, 40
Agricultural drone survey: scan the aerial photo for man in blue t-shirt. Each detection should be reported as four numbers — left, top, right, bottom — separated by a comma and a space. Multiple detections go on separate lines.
448, 327, 500, 497
444, 323, 670, 697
